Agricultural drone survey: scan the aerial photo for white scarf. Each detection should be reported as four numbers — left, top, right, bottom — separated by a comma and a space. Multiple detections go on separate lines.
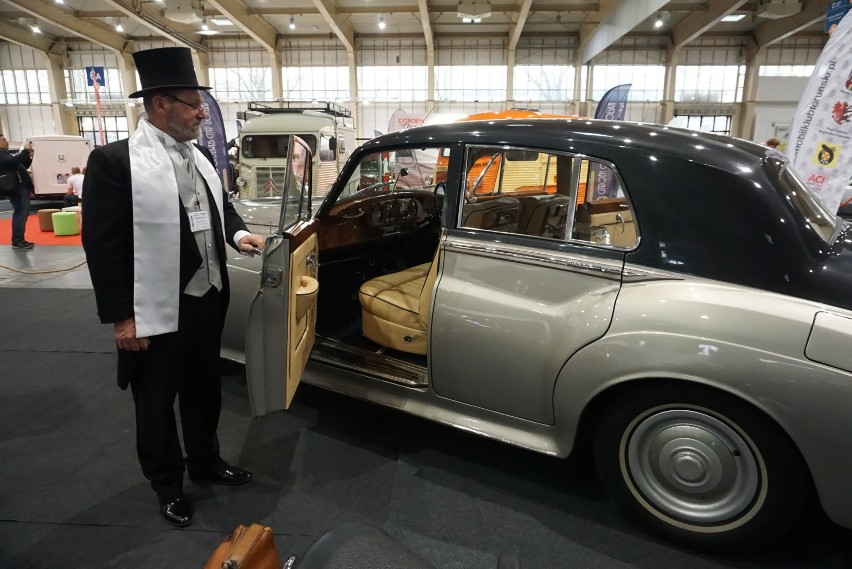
129, 117, 225, 337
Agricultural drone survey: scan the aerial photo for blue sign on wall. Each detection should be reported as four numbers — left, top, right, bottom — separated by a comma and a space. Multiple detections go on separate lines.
85, 66, 105, 87
825, 0, 852, 33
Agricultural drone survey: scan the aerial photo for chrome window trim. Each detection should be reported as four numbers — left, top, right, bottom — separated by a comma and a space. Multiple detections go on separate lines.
455, 145, 640, 251
445, 237, 623, 280
444, 237, 681, 283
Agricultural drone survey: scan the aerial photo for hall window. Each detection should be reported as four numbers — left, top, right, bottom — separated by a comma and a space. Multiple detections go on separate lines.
759, 65, 814, 77
64, 68, 124, 102
358, 66, 427, 101
591, 65, 665, 102
675, 65, 744, 103
210, 67, 272, 102
283, 66, 349, 101
435, 65, 507, 101
513, 65, 573, 101
77, 115, 129, 147
674, 114, 732, 136
0, 69, 50, 104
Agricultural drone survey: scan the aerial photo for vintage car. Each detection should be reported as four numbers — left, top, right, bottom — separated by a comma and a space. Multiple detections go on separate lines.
222, 118, 852, 552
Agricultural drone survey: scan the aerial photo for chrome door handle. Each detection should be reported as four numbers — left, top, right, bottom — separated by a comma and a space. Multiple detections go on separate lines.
305, 250, 318, 275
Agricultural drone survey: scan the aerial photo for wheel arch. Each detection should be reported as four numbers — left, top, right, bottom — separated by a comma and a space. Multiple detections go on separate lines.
572, 376, 813, 487
554, 330, 852, 532
581, 377, 817, 550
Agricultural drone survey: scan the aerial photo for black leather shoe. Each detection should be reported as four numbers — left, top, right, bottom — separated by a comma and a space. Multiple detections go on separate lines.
159, 496, 192, 527
189, 463, 253, 486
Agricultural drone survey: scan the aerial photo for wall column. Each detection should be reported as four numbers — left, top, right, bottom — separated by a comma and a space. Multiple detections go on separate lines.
42, 48, 75, 135
269, 49, 282, 99
660, 45, 679, 125
739, 41, 765, 140
117, 51, 141, 128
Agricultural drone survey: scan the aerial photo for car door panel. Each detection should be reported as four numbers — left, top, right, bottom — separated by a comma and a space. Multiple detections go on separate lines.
429, 237, 623, 424
245, 136, 317, 417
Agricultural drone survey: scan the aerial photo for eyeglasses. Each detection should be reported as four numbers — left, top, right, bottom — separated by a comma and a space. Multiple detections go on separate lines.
165, 94, 204, 113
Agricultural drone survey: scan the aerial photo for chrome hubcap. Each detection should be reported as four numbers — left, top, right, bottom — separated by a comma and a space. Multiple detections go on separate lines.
625, 408, 761, 525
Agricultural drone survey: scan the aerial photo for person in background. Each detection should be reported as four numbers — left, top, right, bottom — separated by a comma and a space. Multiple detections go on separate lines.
0, 133, 35, 250
81, 47, 266, 529
67, 166, 85, 201
764, 137, 781, 149
63, 187, 80, 208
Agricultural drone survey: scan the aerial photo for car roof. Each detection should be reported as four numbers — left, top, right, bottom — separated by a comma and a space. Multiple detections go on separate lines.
363, 118, 770, 172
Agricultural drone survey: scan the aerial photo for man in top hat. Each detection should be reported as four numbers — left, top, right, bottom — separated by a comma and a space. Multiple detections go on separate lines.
81, 46, 266, 528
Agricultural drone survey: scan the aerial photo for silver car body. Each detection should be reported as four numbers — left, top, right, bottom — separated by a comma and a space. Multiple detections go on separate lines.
225, 121, 852, 546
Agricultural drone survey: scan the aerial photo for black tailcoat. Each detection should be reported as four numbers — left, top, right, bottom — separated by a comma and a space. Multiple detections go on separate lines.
81, 139, 248, 389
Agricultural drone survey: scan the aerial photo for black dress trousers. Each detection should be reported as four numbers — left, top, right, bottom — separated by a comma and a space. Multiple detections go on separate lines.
127, 287, 224, 500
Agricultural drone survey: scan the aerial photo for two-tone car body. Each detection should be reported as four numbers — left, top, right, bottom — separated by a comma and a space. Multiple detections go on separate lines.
224, 118, 852, 551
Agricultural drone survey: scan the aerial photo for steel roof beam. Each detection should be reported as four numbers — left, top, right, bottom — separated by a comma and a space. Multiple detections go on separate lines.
205, 0, 278, 51
752, 0, 830, 47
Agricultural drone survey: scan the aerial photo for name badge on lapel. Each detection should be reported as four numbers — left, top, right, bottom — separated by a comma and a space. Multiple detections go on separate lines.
188, 210, 211, 232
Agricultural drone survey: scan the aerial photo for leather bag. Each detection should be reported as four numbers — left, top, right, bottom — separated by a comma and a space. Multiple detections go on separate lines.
0, 171, 19, 196
204, 524, 281, 569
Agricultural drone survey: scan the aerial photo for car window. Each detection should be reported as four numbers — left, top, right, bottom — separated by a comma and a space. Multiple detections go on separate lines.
334, 147, 441, 205
280, 137, 312, 229
458, 145, 638, 249
319, 134, 336, 162
242, 134, 317, 158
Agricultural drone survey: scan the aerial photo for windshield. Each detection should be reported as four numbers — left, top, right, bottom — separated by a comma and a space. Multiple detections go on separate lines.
336, 148, 440, 201
771, 157, 841, 244
241, 134, 317, 158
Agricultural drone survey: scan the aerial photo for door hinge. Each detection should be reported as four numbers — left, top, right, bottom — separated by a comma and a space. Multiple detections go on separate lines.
263, 267, 282, 288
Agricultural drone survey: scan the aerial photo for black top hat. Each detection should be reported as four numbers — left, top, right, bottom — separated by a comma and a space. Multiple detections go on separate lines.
129, 47, 211, 98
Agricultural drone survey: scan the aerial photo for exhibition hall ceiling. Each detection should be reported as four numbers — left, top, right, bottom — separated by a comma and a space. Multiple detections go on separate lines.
0, 0, 832, 57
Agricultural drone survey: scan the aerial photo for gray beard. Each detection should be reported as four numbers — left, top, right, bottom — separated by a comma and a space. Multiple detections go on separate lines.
168, 120, 200, 142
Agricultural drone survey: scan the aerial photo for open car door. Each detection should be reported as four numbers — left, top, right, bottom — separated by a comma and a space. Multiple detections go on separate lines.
244, 136, 319, 417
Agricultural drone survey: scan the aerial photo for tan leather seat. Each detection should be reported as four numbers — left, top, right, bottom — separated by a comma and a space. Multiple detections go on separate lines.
461, 196, 520, 232
576, 197, 637, 247
358, 249, 440, 355
517, 194, 570, 238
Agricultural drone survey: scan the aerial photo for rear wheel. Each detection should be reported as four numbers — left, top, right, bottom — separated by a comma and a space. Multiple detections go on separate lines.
594, 384, 810, 551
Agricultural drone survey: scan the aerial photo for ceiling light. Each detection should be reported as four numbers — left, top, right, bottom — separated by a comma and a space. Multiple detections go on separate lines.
211, 18, 231, 26
55, 0, 64, 4
289, 16, 295, 30
721, 14, 746, 22
378, 14, 386, 30
115, 20, 124, 32
654, 16, 663, 28
198, 21, 219, 36
31, 23, 41, 33
457, 0, 492, 21
198, 11, 219, 35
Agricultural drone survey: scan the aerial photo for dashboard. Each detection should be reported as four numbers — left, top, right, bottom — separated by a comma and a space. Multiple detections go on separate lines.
319, 191, 441, 251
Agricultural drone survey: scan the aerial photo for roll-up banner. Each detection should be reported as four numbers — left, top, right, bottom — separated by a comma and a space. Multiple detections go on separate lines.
197, 90, 232, 193
591, 84, 631, 199
594, 84, 631, 121
785, 11, 852, 213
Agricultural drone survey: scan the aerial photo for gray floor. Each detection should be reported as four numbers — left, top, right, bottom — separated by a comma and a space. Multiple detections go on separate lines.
0, 201, 91, 289
1, 213, 851, 568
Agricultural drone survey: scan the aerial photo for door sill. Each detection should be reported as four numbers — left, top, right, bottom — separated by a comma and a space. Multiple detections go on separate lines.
311, 336, 428, 387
